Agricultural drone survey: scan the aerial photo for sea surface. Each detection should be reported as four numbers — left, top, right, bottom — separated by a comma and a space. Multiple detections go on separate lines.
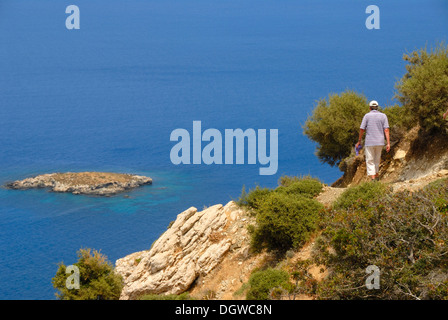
0, 0, 447, 299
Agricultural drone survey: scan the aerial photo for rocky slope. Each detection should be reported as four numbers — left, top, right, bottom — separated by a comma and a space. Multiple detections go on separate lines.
333, 126, 448, 188
115, 170, 448, 300
115, 201, 257, 300
115, 126, 448, 300
5, 172, 152, 196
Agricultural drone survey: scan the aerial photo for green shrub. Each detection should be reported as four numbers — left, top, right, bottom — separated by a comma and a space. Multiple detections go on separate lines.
277, 175, 301, 187
332, 181, 390, 210
314, 187, 448, 300
423, 177, 448, 194
52, 248, 123, 300
237, 176, 324, 253
237, 176, 323, 211
246, 268, 291, 300
423, 178, 448, 214
250, 192, 324, 253
276, 176, 323, 198
303, 90, 368, 167
236, 185, 273, 211
395, 42, 448, 134
382, 104, 414, 132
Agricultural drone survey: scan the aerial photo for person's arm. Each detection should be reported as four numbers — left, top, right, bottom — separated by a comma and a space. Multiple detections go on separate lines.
357, 115, 368, 149
383, 114, 390, 152
384, 128, 390, 152
355, 129, 365, 149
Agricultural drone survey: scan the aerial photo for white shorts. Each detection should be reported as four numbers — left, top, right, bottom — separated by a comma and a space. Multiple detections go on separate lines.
365, 145, 383, 176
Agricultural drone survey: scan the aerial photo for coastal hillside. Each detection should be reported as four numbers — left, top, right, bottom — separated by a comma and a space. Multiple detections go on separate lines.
113, 43, 448, 300
114, 122, 448, 300
333, 125, 448, 188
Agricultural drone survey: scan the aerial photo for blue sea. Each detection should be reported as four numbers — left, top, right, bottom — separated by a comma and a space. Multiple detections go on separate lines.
0, 0, 447, 299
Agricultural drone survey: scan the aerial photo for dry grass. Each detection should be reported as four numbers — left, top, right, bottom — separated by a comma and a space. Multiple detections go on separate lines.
51, 172, 136, 186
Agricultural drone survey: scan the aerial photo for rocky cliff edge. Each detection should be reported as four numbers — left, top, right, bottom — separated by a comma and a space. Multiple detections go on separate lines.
115, 201, 257, 300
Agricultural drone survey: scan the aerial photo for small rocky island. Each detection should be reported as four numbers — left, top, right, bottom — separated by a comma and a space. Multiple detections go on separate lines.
5, 172, 152, 196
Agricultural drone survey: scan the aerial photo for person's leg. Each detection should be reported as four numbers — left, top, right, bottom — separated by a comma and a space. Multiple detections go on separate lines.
364, 146, 376, 180
372, 146, 383, 179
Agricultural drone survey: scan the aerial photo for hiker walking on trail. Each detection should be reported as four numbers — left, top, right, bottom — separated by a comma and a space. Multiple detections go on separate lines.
355, 100, 390, 181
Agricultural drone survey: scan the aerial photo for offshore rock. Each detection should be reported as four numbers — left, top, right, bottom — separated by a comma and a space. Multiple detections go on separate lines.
5, 172, 152, 196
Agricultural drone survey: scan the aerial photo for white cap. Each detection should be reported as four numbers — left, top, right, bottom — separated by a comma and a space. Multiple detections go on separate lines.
369, 100, 379, 107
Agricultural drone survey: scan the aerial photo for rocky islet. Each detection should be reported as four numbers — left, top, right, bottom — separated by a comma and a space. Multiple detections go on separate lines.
5, 172, 152, 196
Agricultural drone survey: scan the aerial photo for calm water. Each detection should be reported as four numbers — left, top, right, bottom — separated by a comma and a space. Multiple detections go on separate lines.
0, 0, 447, 299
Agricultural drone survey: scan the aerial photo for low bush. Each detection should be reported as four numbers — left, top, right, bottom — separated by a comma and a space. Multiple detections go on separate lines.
52, 248, 123, 300
250, 192, 324, 253
423, 178, 448, 215
237, 176, 324, 253
276, 176, 323, 198
313, 185, 448, 300
236, 185, 273, 212
332, 181, 390, 210
246, 268, 291, 300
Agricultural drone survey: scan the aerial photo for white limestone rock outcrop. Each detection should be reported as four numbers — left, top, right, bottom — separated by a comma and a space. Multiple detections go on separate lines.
115, 201, 246, 300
